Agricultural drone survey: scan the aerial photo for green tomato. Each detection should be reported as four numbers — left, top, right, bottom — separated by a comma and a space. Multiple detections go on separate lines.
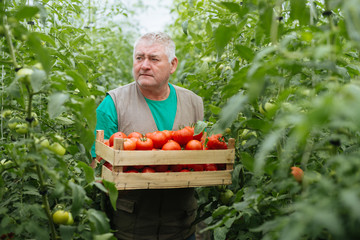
220, 189, 234, 204
66, 212, 74, 225
52, 210, 69, 225
1, 110, 12, 119
33, 62, 43, 70
17, 68, 33, 86
40, 139, 50, 148
240, 129, 257, 140
259, 102, 276, 114
8, 117, 21, 130
49, 142, 66, 156
15, 123, 28, 134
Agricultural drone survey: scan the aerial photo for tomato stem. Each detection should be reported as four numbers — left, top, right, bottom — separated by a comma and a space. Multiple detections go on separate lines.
36, 165, 57, 240
3, 16, 20, 69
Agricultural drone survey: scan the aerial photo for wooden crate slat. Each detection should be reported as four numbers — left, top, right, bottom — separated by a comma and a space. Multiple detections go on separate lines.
95, 141, 114, 165
102, 167, 232, 190
112, 148, 235, 166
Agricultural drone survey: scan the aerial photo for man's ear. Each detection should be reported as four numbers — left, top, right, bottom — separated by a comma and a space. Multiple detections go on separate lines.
170, 57, 178, 74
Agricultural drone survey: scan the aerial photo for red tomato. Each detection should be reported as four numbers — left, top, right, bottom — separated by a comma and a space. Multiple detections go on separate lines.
109, 131, 127, 147
172, 127, 193, 146
142, 167, 156, 173
204, 164, 217, 171
180, 169, 190, 172
104, 162, 113, 171
185, 139, 203, 150
170, 164, 184, 172
291, 166, 304, 183
188, 164, 205, 171
125, 169, 139, 173
162, 130, 173, 141
133, 165, 144, 171
206, 134, 228, 149
154, 165, 168, 172
148, 131, 168, 149
136, 137, 153, 150
128, 131, 142, 138
104, 140, 110, 146
162, 140, 182, 150
145, 132, 153, 139
193, 131, 203, 141
123, 138, 136, 150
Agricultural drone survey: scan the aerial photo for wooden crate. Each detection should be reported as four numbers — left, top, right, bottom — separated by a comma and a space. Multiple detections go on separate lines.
95, 130, 235, 190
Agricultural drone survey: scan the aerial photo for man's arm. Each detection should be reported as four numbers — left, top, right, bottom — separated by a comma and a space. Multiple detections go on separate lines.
91, 95, 118, 168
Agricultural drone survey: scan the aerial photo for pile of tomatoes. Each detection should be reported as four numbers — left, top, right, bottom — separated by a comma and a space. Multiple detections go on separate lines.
99, 126, 229, 173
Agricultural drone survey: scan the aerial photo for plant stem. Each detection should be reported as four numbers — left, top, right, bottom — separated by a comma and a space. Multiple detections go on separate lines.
36, 165, 57, 240
3, 16, 20, 69
25, 85, 57, 240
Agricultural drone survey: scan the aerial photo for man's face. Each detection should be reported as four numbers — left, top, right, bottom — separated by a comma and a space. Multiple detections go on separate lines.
133, 40, 177, 90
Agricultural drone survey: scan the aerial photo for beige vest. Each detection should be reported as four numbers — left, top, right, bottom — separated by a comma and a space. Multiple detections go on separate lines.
108, 82, 204, 135
106, 82, 204, 240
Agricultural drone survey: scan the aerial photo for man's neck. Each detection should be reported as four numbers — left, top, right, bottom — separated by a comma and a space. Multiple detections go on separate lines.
138, 83, 170, 101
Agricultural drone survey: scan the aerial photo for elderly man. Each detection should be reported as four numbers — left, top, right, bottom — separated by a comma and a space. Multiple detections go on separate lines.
91, 32, 203, 240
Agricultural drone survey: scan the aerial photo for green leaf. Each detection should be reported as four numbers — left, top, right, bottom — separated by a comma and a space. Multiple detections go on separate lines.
240, 152, 254, 172
78, 161, 95, 183
37, 33, 57, 47
182, 20, 189, 35
213, 226, 228, 240
66, 70, 90, 97
71, 34, 86, 47
93, 233, 114, 240
82, 98, 97, 130
30, 69, 46, 92
59, 225, 76, 240
290, 0, 309, 25
343, 0, 360, 44
69, 182, 86, 218
254, 129, 284, 175
209, 104, 221, 115
235, 45, 254, 61
79, 125, 96, 151
48, 93, 69, 119
102, 179, 118, 211
214, 24, 236, 57
27, 33, 51, 74
212, 92, 248, 134
15, 6, 39, 20
213, 205, 229, 218
194, 120, 208, 135
87, 209, 111, 234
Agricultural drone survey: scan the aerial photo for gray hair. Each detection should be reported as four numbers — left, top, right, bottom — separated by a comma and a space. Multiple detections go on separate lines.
133, 32, 176, 63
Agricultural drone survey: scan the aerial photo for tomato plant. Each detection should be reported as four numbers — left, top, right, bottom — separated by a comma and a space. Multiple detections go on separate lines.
170, 0, 360, 239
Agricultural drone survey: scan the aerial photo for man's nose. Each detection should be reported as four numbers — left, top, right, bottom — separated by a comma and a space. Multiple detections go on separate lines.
141, 58, 151, 69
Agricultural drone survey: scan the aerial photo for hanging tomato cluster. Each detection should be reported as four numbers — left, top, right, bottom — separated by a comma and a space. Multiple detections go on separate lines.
100, 126, 229, 173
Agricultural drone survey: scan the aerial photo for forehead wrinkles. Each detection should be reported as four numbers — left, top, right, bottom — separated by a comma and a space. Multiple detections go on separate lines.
135, 42, 166, 55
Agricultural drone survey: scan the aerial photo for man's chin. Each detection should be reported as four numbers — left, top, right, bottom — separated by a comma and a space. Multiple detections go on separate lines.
136, 79, 157, 89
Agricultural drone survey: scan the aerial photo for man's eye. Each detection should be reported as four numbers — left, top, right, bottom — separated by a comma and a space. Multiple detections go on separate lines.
152, 59, 159, 61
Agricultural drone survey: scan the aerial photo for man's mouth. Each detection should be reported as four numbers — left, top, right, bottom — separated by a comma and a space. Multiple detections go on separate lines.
140, 73, 153, 77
